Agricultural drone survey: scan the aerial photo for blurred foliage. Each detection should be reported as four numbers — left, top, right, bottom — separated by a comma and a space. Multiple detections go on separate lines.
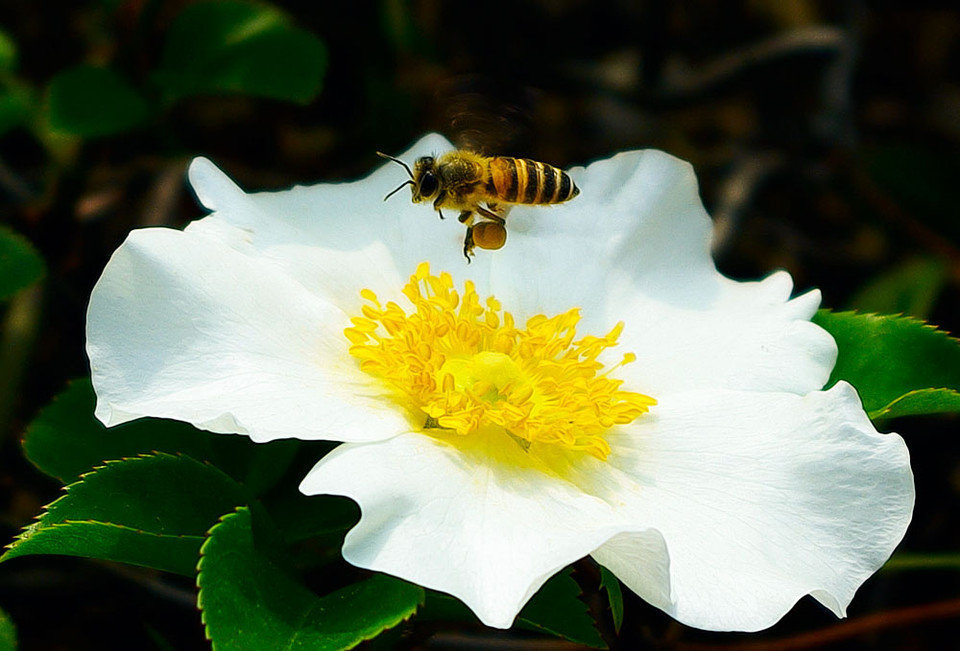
154, 0, 327, 103
847, 256, 947, 318
0, 606, 14, 651
0, 225, 43, 301
48, 64, 152, 137
0, 0, 959, 649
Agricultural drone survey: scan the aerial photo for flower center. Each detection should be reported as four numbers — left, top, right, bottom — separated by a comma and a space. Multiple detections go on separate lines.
344, 262, 655, 461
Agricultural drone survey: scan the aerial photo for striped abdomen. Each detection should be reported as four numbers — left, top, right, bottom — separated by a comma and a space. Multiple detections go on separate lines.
486, 157, 579, 205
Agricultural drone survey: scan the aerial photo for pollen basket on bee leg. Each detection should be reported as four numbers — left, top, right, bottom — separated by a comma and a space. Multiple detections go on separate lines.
472, 222, 507, 250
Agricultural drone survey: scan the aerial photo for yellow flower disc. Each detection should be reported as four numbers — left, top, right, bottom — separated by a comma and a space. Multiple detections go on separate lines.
345, 262, 656, 460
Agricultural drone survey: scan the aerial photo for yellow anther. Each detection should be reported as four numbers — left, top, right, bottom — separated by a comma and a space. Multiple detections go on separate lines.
345, 263, 655, 461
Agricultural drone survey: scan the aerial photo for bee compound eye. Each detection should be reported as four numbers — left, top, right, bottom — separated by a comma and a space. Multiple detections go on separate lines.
473, 222, 507, 250
419, 172, 439, 198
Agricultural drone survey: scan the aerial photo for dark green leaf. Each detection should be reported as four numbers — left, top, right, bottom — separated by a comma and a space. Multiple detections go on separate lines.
22, 379, 217, 483
0, 606, 15, 651
47, 64, 150, 137
154, 1, 326, 104
2, 453, 245, 575
598, 565, 623, 634
0, 85, 34, 136
198, 507, 423, 650
23, 378, 300, 496
517, 570, 605, 648
0, 225, 43, 301
3, 521, 203, 576
814, 310, 960, 419
420, 570, 604, 646
265, 493, 359, 546
847, 257, 947, 319
210, 435, 301, 498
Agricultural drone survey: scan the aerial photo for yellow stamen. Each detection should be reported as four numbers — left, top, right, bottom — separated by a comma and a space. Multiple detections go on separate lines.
344, 263, 656, 461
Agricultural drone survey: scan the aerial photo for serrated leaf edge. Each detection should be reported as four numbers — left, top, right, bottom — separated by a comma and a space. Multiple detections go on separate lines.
196, 507, 240, 644
1, 519, 204, 576
4, 519, 204, 552
4, 452, 230, 556
196, 508, 423, 650
869, 387, 960, 420
817, 308, 960, 342
517, 571, 607, 650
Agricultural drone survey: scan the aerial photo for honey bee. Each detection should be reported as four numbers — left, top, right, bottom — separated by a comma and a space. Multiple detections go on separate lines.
377, 150, 580, 261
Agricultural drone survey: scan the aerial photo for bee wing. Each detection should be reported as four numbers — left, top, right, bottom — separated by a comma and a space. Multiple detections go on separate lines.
431, 74, 537, 157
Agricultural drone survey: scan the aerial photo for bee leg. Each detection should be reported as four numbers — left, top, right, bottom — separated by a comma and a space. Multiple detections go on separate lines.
433, 192, 447, 219
457, 210, 473, 224
462, 225, 476, 263
477, 205, 506, 225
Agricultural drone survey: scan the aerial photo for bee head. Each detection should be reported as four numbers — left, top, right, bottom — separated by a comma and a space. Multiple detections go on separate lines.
411, 156, 440, 203
377, 152, 442, 205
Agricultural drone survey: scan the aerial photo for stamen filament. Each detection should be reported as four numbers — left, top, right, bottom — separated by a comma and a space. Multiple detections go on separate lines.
345, 263, 656, 461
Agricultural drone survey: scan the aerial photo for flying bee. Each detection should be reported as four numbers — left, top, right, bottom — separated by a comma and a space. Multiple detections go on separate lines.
377, 150, 580, 261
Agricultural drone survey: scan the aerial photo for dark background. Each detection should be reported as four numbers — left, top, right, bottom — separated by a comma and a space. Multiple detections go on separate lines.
1, 0, 959, 648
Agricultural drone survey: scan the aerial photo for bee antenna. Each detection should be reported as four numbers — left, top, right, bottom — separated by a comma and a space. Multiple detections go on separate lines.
376, 151, 414, 179
383, 180, 415, 202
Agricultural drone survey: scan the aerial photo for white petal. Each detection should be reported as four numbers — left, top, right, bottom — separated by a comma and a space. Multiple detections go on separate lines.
609, 277, 837, 396
424, 149, 836, 396
184, 145, 833, 399
188, 156, 247, 213
184, 135, 471, 315
590, 382, 913, 631
299, 431, 631, 629
472, 149, 716, 321
86, 227, 411, 442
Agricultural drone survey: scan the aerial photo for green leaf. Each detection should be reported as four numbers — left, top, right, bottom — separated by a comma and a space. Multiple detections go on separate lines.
0, 606, 16, 651
0, 29, 16, 73
154, 0, 327, 104
814, 310, 960, 419
867, 387, 960, 420
24, 378, 306, 496
265, 493, 359, 546
847, 257, 947, 319
420, 569, 604, 647
0, 84, 35, 136
598, 565, 623, 634
209, 435, 301, 499
0, 226, 43, 301
198, 507, 423, 650
4, 521, 203, 576
22, 379, 218, 483
883, 552, 960, 572
516, 570, 605, 648
3, 453, 245, 575
47, 64, 151, 137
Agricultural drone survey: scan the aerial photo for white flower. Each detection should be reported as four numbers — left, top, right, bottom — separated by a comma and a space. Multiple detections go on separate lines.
86, 134, 914, 632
